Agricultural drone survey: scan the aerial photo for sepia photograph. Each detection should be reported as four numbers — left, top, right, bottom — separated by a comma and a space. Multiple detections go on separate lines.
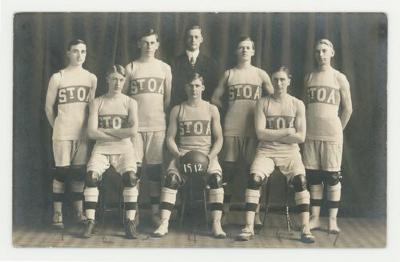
11, 11, 387, 250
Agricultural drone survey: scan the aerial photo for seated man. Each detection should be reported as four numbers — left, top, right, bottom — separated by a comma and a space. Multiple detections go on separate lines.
237, 67, 315, 243
82, 65, 139, 239
152, 72, 226, 238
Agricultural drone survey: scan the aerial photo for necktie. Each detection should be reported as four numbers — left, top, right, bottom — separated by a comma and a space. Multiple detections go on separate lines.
189, 56, 196, 67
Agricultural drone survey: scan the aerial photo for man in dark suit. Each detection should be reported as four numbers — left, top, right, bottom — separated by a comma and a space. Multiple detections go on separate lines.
171, 25, 219, 107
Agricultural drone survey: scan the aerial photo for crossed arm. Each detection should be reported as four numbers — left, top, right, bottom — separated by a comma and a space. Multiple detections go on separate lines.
255, 98, 306, 144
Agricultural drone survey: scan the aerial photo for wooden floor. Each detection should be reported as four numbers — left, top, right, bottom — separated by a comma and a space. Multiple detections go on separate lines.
13, 212, 386, 248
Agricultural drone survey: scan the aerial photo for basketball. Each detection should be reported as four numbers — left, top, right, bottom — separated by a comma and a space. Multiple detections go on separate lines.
180, 150, 209, 175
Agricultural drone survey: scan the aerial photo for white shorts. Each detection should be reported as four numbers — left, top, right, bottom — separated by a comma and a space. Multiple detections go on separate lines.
221, 136, 257, 164
250, 150, 305, 181
53, 140, 88, 167
303, 139, 343, 172
133, 131, 165, 165
87, 151, 137, 175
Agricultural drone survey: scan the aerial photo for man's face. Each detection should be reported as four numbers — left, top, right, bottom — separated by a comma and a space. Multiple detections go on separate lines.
138, 34, 159, 57
271, 71, 290, 96
314, 43, 334, 66
185, 78, 205, 99
67, 43, 86, 66
186, 29, 203, 51
236, 40, 255, 62
107, 72, 125, 94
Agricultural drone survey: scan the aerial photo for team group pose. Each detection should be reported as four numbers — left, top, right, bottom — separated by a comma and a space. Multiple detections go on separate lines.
45, 30, 352, 243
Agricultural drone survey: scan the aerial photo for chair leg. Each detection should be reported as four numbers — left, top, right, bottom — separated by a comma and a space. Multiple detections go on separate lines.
203, 188, 208, 231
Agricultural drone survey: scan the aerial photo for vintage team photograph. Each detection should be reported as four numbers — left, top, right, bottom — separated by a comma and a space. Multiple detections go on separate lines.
12, 12, 387, 248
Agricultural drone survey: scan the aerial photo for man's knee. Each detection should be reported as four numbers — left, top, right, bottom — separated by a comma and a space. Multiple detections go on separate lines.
306, 169, 324, 185
247, 173, 264, 190
146, 164, 162, 182
70, 166, 86, 182
222, 162, 236, 184
54, 167, 69, 182
207, 173, 223, 189
292, 174, 308, 192
326, 172, 342, 186
164, 172, 181, 190
85, 171, 100, 187
122, 171, 140, 187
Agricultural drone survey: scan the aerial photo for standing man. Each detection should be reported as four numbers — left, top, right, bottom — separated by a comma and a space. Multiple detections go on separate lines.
171, 25, 219, 106
153, 72, 226, 238
45, 39, 97, 228
124, 29, 172, 226
211, 36, 273, 225
237, 67, 315, 243
82, 65, 139, 239
303, 39, 353, 234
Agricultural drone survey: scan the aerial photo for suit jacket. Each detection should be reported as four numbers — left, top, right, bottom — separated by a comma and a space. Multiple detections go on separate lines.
171, 52, 219, 107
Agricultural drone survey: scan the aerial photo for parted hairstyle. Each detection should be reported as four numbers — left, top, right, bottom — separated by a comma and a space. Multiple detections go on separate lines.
139, 28, 159, 41
273, 66, 292, 79
67, 39, 86, 51
236, 35, 255, 50
106, 64, 126, 77
186, 72, 204, 85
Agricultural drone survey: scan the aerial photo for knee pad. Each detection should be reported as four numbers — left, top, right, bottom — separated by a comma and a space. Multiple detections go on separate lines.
222, 162, 236, 184
146, 164, 163, 182
122, 171, 140, 187
69, 166, 86, 182
164, 173, 181, 190
326, 172, 342, 186
85, 171, 100, 187
54, 167, 68, 182
292, 174, 308, 192
207, 173, 223, 189
306, 170, 324, 185
247, 173, 264, 190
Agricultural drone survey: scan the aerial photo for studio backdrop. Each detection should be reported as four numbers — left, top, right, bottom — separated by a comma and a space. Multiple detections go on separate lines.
13, 12, 387, 226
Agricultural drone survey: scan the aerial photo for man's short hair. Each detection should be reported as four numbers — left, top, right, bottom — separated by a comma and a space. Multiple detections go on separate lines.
186, 72, 204, 85
107, 64, 126, 77
185, 25, 202, 37
139, 28, 159, 41
67, 39, 86, 50
273, 66, 292, 79
236, 36, 255, 50
315, 38, 334, 51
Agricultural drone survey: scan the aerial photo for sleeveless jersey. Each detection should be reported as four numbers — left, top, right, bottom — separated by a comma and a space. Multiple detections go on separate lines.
125, 59, 171, 132
92, 94, 134, 154
258, 95, 301, 157
177, 101, 212, 155
224, 66, 264, 137
305, 68, 345, 142
52, 69, 96, 140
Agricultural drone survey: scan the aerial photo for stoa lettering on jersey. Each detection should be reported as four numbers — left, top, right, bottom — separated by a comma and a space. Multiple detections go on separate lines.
129, 77, 164, 96
307, 86, 340, 105
58, 86, 91, 104
266, 116, 295, 129
98, 115, 129, 129
179, 120, 211, 136
228, 84, 261, 101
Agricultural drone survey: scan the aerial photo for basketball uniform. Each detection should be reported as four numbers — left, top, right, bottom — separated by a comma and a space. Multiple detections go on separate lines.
221, 65, 266, 164
303, 68, 348, 171
87, 94, 137, 176
251, 95, 305, 180
168, 101, 222, 178
125, 59, 171, 165
51, 68, 96, 167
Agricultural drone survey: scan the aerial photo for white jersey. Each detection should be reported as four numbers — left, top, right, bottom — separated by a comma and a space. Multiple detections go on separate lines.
258, 95, 302, 157
305, 68, 348, 142
52, 69, 96, 140
92, 94, 135, 154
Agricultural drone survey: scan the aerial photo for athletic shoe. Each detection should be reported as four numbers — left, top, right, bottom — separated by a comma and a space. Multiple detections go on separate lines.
152, 220, 169, 238
236, 226, 254, 241
125, 219, 139, 239
52, 212, 64, 229
82, 219, 95, 238
300, 232, 315, 244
